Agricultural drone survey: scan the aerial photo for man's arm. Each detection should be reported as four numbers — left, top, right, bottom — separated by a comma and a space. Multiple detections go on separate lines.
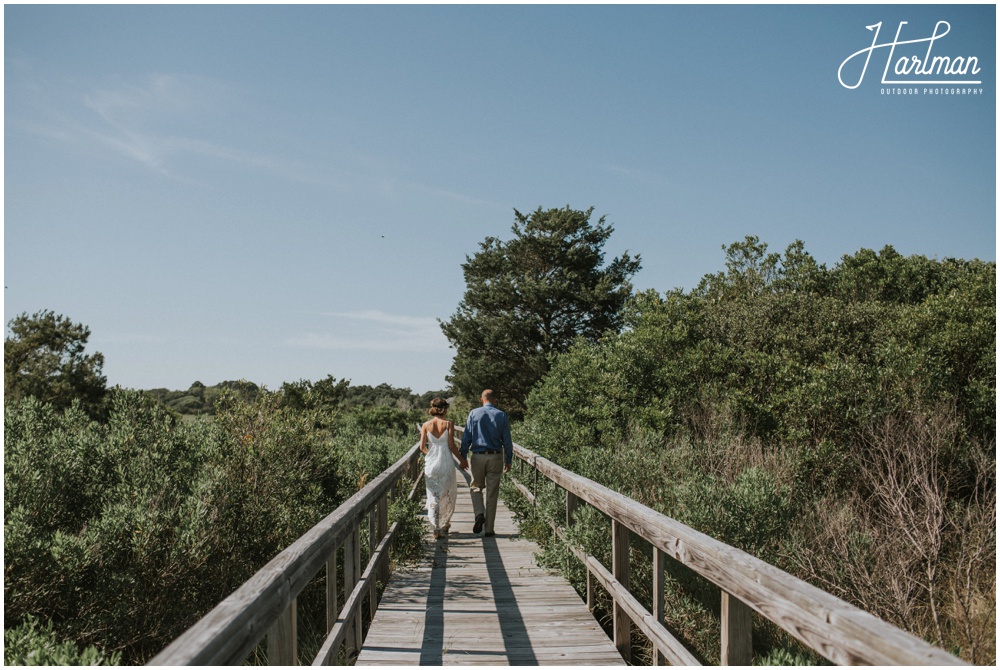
501, 414, 513, 472
459, 414, 473, 460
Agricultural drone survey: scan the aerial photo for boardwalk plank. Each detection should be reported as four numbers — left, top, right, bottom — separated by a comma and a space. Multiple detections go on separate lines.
356, 469, 624, 666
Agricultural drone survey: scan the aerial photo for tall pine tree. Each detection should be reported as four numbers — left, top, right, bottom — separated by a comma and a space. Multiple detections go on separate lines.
441, 206, 640, 417
5, 310, 108, 419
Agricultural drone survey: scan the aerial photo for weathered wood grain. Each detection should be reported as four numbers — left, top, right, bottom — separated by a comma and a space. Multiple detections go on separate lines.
555, 524, 701, 666
612, 519, 631, 662
653, 547, 666, 666
312, 520, 397, 665
512, 443, 966, 666
148, 444, 420, 666
268, 598, 296, 666
355, 470, 625, 666
149, 427, 967, 667
721, 591, 753, 665
325, 549, 338, 635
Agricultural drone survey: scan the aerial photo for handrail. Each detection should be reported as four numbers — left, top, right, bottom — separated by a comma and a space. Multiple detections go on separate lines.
508, 442, 966, 666
148, 443, 422, 666
149, 427, 967, 666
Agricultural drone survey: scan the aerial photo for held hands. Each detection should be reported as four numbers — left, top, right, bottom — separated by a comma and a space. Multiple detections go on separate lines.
503, 462, 512, 473
459, 457, 469, 471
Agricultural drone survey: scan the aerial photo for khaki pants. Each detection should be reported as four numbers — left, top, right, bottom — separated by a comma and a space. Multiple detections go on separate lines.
469, 452, 504, 533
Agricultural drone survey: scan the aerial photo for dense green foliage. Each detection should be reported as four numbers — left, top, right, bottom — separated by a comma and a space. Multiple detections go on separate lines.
146, 376, 446, 418
528, 239, 994, 456
4, 616, 121, 666
5, 310, 108, 420
515, 239, 995, 664
442, 206, 641, 417
5, 375, 427, 664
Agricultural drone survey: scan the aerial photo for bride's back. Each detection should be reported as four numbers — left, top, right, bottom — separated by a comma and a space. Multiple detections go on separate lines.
424, 417, 453, 441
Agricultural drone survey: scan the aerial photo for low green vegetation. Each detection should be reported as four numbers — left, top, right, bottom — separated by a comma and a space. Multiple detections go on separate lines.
4, 313, 440, 665
4, 616, 121, 666
508, 239, 995, 664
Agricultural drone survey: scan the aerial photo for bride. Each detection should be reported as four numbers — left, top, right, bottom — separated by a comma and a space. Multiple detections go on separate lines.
419, 398, 468, 538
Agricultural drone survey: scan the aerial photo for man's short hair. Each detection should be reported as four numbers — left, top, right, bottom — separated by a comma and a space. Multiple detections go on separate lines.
481, 389, 495, 403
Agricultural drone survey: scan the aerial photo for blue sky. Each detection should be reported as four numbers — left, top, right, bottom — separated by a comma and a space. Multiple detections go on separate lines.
5, 4, 995, 393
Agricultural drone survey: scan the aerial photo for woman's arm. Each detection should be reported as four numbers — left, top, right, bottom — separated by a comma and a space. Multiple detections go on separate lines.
448, 422, 469, 469
419, 424, 428, 454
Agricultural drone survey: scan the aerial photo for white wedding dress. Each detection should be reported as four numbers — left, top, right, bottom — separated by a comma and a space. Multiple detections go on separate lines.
424, 425, 458, 534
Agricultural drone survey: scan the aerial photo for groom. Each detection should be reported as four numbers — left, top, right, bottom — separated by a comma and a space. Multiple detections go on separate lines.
460, 389, 513, 537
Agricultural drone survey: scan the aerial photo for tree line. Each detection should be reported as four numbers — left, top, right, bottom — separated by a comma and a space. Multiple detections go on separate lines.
145, 378, 447, 418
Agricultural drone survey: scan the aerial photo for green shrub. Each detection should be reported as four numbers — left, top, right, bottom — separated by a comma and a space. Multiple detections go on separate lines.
389, 497, 426, 567
5, 615, 121, 666
755, 646, 817, 666
4, 388, 358, 662
719, 468, 792, 561
516, 241, 994, 663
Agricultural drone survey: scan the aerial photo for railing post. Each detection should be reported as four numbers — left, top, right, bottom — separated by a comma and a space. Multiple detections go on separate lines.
367, 507, 377, 626
612, 519, 631, 663
378, 495, 389, 586
268, 597, 297, 665
566, 491, 579, 528
344, 524, 362, 657
326, 545, 340, 635
565, 491, 579, 575
653, 548, 666, 665
721, 591, 753, 665
532, 462, 539, 508
586, 567, 594, 611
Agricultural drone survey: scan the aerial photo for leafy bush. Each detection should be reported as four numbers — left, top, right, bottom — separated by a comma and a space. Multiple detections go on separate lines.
514, 240, 994, 663
4, 615, 121, 666
5, 385, 418, 663
718, 468, 792, 562
389, 497, 427, 568
755, 646, 816, 666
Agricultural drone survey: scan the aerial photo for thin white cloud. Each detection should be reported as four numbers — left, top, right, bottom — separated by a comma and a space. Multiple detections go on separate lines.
311, 310, 437, 328
92, 332, 169, 346
410, 183, 506, 209
288, 310, 448, 352
10, 71, 341, 187
603, 163, 665, 183
11, 69, 503, 209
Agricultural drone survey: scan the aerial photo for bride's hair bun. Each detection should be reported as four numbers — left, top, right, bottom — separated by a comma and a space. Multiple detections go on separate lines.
428, 397, 449, 416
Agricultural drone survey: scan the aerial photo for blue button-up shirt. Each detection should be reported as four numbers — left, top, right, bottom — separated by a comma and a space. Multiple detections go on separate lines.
460, 403, 513, 464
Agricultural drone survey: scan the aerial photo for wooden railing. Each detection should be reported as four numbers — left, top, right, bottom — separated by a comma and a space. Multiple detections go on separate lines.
148, 444, 423, 666
507, 442, 966, 666
149, 431, 967, 666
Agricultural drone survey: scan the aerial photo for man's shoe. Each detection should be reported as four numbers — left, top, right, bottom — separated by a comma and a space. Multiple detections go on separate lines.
484, 531, 496, 538
473, 514, 485, 534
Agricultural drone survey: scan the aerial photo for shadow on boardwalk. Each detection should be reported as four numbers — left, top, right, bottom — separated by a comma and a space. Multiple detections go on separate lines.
356, 470, 623, 666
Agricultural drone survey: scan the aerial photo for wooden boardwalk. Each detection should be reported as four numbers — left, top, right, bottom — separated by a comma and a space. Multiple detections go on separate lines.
356, 468, 625, 666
